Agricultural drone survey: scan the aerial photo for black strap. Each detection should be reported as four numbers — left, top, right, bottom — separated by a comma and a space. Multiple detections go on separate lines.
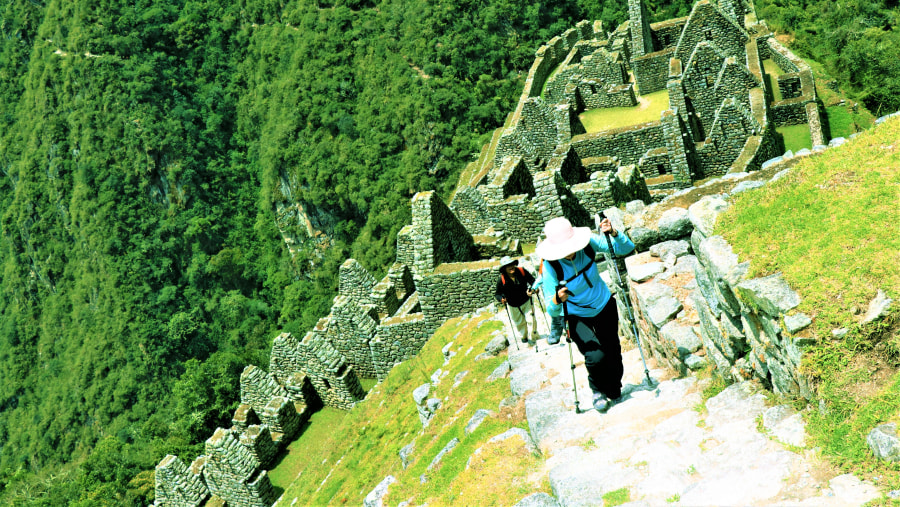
547, 244, 596, 288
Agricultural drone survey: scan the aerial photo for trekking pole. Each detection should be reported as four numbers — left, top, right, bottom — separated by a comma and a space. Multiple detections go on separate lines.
596, 213, 654, 386
559, 280, 582, 414
532, 287, 551, 332
503, 302, 521, 351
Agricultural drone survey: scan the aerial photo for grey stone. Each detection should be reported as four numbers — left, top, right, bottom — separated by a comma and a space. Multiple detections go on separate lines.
364, 475, 396, 507
697, 236, 750, 286
399, 442, 415, 469
628, 261, 665, 282
762, 156, 783, 169
464, 409, 493, 435
784, 313, 813, 334
488, 361, 511, 381
684, 354, 708, 371
832, 328, 849, 338
735, 273, 801, 316
625, 200, 646, 214
513, 492, 560, 507
427, 437, 460, 471
649, 240, 691, 260
771, 168, 792, 181
660, 321, 702, 357
475, 352, 495, 361
868, 423, 900, 462
763, 405, 807, 447
629, 226, 660, 252
426, 398, 442, 413
634, 282, 683, 328
526, 388, 571, 445
413, 384, 430, 405
688, 196, 729, 237
485, 335, 510, 355
862, 289, 893, 325
657, 207, 692, 240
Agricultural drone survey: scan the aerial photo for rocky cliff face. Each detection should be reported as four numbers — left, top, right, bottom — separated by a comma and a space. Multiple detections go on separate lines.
274, 171, 338, 261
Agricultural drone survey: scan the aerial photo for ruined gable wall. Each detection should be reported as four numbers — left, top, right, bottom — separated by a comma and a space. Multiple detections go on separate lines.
632, 47, 675, 94
697, 97, 760, 175
675, 1, 748, 64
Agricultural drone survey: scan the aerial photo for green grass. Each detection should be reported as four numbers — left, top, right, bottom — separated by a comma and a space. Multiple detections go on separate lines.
603, 487, 631, 506
717, 117, 900, 488
824, 105, 873, 141
266, 407, 348, 490
579, 89, 670, 133
274, 309, 549, 505
777, 124, 812, 152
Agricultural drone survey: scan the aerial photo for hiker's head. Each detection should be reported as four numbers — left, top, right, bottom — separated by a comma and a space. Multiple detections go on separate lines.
499, 256, 518, 275
535, 217, 591, 261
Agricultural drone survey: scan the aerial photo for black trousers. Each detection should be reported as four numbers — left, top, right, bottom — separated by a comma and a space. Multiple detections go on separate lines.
566, 298, 623, 399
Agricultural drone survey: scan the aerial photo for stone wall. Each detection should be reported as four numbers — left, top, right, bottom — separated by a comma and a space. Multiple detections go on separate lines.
409, 191, 477, 274
570, 122, 667, 166
371, 313, 438, 381
632, 48, 675, 94
416, 263, 499, 327
625, 200, 815, 401
652, 17, 689, 49
576, 82, 637, 110
202, 428, 278, 507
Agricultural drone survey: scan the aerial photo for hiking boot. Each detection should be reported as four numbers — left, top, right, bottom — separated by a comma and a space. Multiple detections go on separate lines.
547, 336, 560, 345
592, 392, 611, 413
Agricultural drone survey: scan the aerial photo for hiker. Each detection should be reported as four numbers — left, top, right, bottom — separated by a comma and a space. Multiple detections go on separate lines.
494, 256, 537, 344
536, 216, 635, 412
532, 243, 565, 345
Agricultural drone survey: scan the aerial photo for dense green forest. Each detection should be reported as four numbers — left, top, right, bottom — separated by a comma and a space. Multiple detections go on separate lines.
0, 0, 896, 503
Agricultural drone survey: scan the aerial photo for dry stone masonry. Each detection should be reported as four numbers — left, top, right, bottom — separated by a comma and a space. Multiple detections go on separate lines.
154, 0, 853, 502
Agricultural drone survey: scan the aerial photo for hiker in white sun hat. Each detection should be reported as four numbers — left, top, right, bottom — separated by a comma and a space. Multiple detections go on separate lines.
536, 216, 634, 413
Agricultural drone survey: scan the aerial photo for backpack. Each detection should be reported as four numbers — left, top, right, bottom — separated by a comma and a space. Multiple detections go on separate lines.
546, 243, 597, 289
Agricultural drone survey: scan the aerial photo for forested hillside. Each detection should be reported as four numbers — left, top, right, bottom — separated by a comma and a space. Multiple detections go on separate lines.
0, 0, 896, 504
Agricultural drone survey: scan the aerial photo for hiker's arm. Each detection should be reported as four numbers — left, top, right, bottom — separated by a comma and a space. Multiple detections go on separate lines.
590, 232, 634, 257
540, 261, 563, 313
494, 278, 506, 303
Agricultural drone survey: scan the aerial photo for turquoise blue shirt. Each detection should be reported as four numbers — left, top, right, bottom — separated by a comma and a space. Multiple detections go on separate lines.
540, 232, 635, 318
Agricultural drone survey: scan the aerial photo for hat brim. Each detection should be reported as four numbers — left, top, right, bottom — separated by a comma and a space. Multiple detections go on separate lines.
500, 259, 518, 269
535, 226, 592, 261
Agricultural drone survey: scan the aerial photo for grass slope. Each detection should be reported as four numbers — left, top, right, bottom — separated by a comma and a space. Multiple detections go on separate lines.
275, 308, 549, 505
717, 117, 900, 494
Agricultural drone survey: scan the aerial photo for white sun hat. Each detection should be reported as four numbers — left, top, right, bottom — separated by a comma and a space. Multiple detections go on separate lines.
535, 217, 592, 261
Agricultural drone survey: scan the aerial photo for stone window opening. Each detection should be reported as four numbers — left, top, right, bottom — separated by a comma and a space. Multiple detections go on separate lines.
657, 164, 667, 175
323, 378, 331, 390
706, 75, 715, 88
705, 29, 713, 41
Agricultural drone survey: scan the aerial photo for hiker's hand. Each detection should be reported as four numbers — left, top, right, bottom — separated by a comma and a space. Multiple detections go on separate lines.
526, 289, 534, 297
556, 288, 569, 303
501, 297, 507, 304
599, 217, 617, 237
